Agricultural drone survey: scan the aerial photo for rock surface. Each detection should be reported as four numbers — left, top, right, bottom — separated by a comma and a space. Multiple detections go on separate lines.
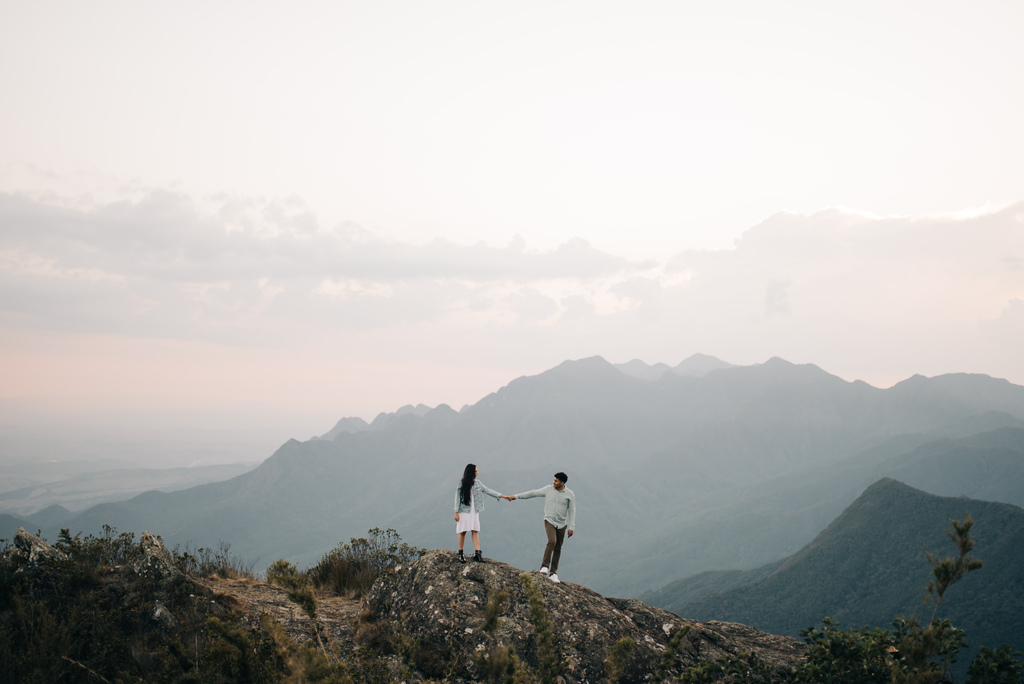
365, 549, 805, 683
199, 575, 362, 654
132, 530, 184, 584
3, 526, 68, 569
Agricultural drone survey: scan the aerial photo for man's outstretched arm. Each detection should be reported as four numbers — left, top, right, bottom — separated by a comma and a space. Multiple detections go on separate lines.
512, 487, 548, 500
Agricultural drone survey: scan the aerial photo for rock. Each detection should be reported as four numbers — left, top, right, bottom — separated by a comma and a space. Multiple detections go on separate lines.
152, 600, 180, 631
364, 549, 805, 683
2, 527, 68, 570
132, 531, 184, 584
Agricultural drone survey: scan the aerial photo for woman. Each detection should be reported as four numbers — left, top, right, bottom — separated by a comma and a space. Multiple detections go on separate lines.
454, 463, 505, 563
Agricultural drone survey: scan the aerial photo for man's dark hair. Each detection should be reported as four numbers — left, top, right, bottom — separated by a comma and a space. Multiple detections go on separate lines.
555, 472, 568, 484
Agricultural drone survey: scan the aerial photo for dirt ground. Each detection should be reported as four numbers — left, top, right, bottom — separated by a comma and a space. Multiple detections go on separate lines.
198, 576, 364, 652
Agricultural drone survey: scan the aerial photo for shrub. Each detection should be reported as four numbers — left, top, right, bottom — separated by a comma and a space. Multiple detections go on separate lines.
796, 618, 895, 684
968, 645, 1024, 684
605, 637, 635, 684
54, 524, 142, 567
306, 527, 425, 597
0, 526, 279, 682
520, 573, 566, 684
172, 539, 257, 579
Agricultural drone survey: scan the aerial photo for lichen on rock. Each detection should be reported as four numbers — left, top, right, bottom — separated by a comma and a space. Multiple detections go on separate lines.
364, 549, 805, 682
131, 531, 184, 584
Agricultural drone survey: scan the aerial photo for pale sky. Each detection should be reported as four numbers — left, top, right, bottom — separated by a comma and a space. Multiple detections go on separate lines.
1, 1, 1023, 452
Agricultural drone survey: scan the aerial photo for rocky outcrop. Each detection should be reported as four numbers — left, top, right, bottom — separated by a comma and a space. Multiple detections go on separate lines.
2, 527, 68, 570
132, 531, 184, 584
365, 549, 805, 683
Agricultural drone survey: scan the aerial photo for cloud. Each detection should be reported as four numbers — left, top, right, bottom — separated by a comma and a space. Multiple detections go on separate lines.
0, 190, 641, 283
3, 189, 1024, 393
657, 201, 1024, 382
0, 189, 649, 342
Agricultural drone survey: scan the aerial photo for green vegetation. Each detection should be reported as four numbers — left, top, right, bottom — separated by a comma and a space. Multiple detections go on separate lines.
646, 513, 1022, 684
925, 515, 983, 619
474, 589, 530, 684
304, 527, 426, 598
0, 526, 417, 683
794, 514, 1019, 684
967, 645, 1024, 684
650, 624, 793, 684
0, 526, 283, 683
173, 540, 257, 580
520, 574, 567, 684
3, 513, 1020, 683
474, 574, 633, 684
605, 637, 635, 684
653, 625, 693, 682
675, 480, 1024, 657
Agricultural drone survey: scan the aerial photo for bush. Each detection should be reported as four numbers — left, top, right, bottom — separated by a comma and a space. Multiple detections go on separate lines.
796, 618, 895, 684
0, 527, 281, 682
968, 645, 1024, 684
172, 539, 257, 579
306, 527, 425, 597
54, 524, 142, 567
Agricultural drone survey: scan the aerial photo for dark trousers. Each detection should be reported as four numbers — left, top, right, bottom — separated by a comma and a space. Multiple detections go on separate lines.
542, 521, 566, 573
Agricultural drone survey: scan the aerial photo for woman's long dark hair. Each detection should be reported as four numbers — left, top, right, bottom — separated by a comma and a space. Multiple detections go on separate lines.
460, 463, 476, 506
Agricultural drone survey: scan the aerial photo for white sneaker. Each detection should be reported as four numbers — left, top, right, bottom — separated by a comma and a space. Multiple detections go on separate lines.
540, 566, 549, 575
549, 573, 560, 583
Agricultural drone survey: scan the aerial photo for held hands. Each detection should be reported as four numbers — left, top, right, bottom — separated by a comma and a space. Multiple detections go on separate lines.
500, 495, 515, 501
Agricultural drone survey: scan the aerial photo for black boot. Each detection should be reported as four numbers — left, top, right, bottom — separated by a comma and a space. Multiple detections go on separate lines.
458, 550, 466, 563
473, 550, 484, 562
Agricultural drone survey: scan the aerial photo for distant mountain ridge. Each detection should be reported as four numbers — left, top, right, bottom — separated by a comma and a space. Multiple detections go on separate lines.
651, 478, 1024, 663
10, 355, 1024, 599
615, 353, 736, 381
320, 354, 737, 438
0, 463, 255, 516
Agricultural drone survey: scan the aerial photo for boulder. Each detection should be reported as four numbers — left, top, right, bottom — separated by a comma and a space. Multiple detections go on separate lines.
2, 527, 68, 569
132, 531, 184, 584
365, 549, 804, 683
151, 600, 180, 632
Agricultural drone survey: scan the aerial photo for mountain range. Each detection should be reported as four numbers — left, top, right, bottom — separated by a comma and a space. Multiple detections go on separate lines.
643, 478, 1024, 664
4, 354, 1024, 602
0, 462, 255, 516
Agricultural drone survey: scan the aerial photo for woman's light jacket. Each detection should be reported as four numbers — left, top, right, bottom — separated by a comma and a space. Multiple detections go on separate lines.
454, 480, 503, 513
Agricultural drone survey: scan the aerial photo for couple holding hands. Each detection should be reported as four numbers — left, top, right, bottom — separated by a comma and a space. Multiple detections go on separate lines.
454, 463, 576, 583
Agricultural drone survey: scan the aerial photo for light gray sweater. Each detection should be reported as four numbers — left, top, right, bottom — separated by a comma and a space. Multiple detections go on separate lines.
514, 484, 576, 531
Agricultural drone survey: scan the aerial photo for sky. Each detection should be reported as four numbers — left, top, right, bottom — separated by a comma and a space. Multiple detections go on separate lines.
1, 1, 1023, 461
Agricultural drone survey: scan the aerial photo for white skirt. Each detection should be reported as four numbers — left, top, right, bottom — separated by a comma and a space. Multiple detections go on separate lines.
456, 494, 480, 533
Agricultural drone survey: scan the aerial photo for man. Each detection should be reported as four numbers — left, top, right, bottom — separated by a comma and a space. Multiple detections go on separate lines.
503, 472, 576, 583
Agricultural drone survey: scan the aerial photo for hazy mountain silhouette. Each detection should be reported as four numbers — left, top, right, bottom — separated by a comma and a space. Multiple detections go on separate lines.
318, 416, 371, 440
673, 352, 737, 377
0, 463, 255, 516
615, 359, 674, 381
613, 353, 735, 381
615, 425, 1024, 593
655, 478, 1024, 661
15, 356, 1024, 597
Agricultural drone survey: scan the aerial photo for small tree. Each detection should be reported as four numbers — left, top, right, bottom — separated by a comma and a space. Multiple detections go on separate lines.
925, 514, 983, 621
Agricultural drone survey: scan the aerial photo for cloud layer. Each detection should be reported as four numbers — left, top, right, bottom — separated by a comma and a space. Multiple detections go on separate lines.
2, 190, 1023, 422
